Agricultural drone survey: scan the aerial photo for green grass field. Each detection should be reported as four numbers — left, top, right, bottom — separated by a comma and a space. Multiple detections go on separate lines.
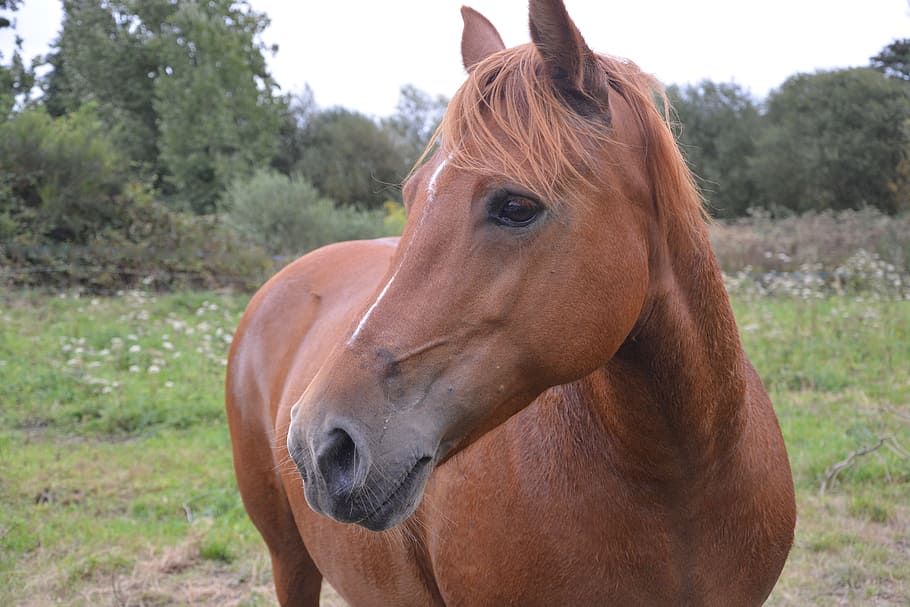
1, 289, 908, 606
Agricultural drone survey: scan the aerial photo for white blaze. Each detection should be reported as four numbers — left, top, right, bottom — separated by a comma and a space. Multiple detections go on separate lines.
426, 155, 451, 204
347, 154, 451, 346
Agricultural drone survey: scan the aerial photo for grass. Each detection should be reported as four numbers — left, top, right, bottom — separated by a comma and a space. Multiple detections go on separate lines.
733, 297, 910, 606
0, 288, 908, 605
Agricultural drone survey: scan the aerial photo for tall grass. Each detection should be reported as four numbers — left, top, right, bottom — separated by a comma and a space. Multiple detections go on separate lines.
712, 209, 910, 299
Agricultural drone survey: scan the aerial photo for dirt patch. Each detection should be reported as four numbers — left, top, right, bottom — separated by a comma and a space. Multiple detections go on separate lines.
14, 529, 351, 607
767, 492, 910, 606
16, 530, 273, 607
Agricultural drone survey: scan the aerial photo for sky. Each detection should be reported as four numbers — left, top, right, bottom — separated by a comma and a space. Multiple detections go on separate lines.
2, 0, 908, 117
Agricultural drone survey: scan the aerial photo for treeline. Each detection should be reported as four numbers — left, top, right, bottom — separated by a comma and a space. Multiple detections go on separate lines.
668, 48, 910, 217
1, 0, 908, 292
0, 0, 442, 290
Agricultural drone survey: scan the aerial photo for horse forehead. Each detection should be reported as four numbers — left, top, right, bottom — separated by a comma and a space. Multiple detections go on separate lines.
426, 154, 453, 204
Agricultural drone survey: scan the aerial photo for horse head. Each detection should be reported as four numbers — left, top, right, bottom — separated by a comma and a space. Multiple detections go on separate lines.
287, 0, 703, 531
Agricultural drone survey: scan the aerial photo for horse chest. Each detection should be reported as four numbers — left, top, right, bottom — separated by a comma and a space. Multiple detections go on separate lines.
420, 437, 682, 606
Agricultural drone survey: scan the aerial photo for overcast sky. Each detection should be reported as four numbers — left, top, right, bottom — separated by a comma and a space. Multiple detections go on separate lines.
2, 1, 908, 117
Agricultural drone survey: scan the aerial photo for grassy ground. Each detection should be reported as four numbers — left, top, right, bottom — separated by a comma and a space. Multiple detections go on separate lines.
0, 289, 907, 606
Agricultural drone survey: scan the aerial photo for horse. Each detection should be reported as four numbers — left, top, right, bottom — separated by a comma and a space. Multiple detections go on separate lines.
225, 1, 796, 605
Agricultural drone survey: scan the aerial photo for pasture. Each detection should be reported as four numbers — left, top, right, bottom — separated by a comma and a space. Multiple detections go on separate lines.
0, 285, 907, 606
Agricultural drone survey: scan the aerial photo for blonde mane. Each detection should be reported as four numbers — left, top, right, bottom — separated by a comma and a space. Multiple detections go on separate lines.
430, 43, 707, 231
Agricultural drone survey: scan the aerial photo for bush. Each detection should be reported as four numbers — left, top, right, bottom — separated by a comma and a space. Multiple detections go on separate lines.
221, 170, 397, 257
1, 184, 275, 293
0, 105, 128, 244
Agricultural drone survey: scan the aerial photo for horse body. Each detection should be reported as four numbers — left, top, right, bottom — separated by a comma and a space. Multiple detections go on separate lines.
227, 2, 795, 605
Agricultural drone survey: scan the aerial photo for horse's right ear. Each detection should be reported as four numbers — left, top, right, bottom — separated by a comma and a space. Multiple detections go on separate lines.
529, 0, 609, 117
461, 6, 505, 72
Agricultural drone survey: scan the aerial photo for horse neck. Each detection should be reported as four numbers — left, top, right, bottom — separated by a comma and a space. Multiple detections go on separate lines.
594, 212, 748, 476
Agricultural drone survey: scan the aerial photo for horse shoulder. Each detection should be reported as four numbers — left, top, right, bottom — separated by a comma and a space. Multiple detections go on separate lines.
227, 238, 398, 442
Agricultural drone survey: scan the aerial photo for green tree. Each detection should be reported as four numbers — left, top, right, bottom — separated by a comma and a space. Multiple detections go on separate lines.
271, 86, 317, 176
667, 81, 761, 217
0, 0, 35, 119
751, 69, 910, 214
41, 0, 173, 176
222, 169, 389, 256
296, 108, 409, 209
154, 0, 280, 213
872, 39, 910, 81
382, 84, 448, 169
41, 0, 281, 213
0, 0, 22, 30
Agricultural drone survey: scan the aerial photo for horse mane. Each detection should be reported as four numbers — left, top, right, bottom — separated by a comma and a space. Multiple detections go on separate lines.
430, 43, 707, 233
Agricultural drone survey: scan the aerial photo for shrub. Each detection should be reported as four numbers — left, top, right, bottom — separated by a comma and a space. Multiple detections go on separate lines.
1, 184, 274, 293
221, 170, 396, 257
0, 105, 128, 244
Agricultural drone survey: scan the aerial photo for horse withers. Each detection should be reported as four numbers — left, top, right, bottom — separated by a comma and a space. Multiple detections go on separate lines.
226, 1, 796, 605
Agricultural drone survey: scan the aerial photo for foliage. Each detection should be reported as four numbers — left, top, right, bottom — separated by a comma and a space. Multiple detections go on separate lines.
285, 85, 446, 210
221, 169, 394, 257
710, 208, 910, 276
0, 0, 21, 31
296, 107, 410, 209
43, 0, 281, 212
383, 200, 407, 235
0, 105, 273, 291
750, 69, 910, 215
271, 86, 318, 176
154, 0, 281, 213
667, 81, 761, 218
42, 0, 170, 177
872, 38, 910, 81
382, 84, 448, 167
0, 105, 128, 243
1, 190, 274, 294
0, 0, 34, 119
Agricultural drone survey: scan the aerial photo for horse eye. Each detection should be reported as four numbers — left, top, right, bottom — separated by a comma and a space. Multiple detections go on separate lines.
494, 196, 540, 227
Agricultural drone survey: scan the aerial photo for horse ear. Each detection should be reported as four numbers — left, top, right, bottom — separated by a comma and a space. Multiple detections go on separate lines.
529, 0, 608, 113
461, 6, 506, 72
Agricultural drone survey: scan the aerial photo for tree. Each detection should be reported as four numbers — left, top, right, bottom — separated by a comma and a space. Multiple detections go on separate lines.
271, 85, 317, 176
382, 84, 448, 169
872, 39, 910, 81
154, 0, 281, 213
751, 68, 910, 214
667, 81, 761, 217
0, 0, 22, 30
0, 0, 35, 119
41, 0, 282, 213
42, 0, 170, 176
296, 108, 409, 209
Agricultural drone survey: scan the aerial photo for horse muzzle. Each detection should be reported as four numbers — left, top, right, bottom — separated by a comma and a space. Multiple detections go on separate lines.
288, 420, 435, 531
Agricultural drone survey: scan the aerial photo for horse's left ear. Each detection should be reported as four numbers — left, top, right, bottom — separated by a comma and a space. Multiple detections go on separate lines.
529, 0, 609, 114
461, 6, 506, 72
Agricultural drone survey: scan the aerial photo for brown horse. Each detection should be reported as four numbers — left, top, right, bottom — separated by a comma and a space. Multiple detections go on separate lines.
226, 1, 796, 605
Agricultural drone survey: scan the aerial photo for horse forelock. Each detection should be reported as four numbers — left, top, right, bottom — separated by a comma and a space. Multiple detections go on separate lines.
429, 43, 707, 233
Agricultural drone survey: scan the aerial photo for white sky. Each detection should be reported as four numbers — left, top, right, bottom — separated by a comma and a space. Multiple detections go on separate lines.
2, 0, 908, 117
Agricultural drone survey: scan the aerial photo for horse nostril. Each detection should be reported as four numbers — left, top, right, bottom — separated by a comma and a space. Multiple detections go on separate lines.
314, 427, 362, 497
